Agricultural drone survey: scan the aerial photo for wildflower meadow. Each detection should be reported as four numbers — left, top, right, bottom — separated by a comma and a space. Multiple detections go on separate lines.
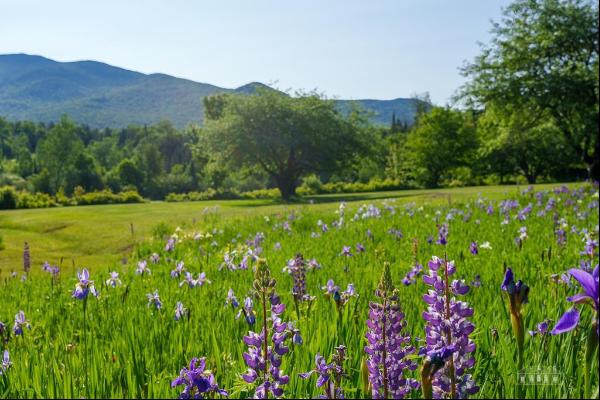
0, 183, 598, 399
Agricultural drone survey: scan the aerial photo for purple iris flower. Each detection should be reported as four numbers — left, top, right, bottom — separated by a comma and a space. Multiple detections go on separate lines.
436, 224, 448, 245
135, 260, 151, 276
236, 297, 256, 326
340, 246, 353, 257
529, 320, 550, 337
165, 238, 175, 252
171, 357, 228, 398
469, 242, 478, 255
322, 279, 340, 296
551, 265, 598, 335
225, 288, 240, 308
171, 261, 185, 278
356, 243, 366, 253
42, 261, 60, 276
146, 290, 162, 310
150, 253, 160, 263
0, 350, 10, 375
299, 346, 347, 399
106, 271, 122, 287
72, 269, 98, 300
13, 310, 31, 336
174, 302, 188, 321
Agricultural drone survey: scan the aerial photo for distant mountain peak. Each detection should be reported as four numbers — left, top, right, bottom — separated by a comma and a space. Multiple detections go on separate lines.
0, 53, 423, 128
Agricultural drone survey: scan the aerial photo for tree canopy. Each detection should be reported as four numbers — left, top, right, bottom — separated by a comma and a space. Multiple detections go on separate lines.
460, 0, 599, 178
203, 89, 373, 199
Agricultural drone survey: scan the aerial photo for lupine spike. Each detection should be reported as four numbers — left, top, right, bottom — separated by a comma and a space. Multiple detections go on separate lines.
365, 262, 419, 399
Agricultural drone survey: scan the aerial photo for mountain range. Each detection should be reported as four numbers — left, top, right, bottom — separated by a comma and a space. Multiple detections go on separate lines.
0, 54, 422, 129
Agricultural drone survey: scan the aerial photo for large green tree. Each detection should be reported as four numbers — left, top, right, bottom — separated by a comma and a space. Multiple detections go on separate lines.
477, 105, 573, 183
203, 89, 372, 199
460, 0, 599, 178
405, 107, 478, 187
36, 116, 84, 194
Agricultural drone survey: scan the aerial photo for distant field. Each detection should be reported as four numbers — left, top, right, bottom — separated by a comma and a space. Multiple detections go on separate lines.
0, 183, 576, 272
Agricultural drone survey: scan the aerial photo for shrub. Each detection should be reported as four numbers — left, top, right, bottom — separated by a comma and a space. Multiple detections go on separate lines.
0, 186, 18, 209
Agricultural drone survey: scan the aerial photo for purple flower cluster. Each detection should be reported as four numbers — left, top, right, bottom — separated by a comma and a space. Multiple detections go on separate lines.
42, 261, 60, 276
421, 256, 478, 398
300, 345, 347, 399
171, 357, 228, 398
72, 269, 99, 300
551, 265, 598, 335
242, 260, 299, 398
365, 263, 418, 399
23, 242, 30, 273
0, 350, 10, 375
13, 310, 31, 336
402, 263, 423, 286
285, 254, 312, 303
236, 297, 256, 326
436, 224, 448, 246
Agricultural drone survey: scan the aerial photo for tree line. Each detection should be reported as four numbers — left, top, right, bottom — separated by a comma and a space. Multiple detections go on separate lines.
0, 0, 597, 201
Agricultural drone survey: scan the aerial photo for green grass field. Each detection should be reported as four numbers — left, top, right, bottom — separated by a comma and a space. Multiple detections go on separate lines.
0, 184, 571, 272
0, 182, 598, 398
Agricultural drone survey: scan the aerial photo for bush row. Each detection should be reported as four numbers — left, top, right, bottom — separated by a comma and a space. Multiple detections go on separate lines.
0, 186, 145, 209
164, 177, 408, 202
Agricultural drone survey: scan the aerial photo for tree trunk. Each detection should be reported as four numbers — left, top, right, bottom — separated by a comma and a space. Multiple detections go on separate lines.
275, 175, 297, 201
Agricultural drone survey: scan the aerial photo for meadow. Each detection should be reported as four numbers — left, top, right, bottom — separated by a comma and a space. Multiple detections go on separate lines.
0, 184, 571, 271
0, 183, 598, 399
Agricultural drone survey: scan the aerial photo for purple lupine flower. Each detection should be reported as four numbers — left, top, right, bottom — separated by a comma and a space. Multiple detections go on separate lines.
365, 262, 419, 399
551, 265, 598, 335
171, 261, 186, 278
225, 288, 240, 308
0, 350, 10, 375
242, 260, 297, 399
469, 242, 478, 255
136, 260, 151, 276
529, 320, 550, 337
285, 254, 314, 305
13, 310, 31, 336
421, 256, 478, 398
146, 290, 162, 309
171, 357, 228, 398
72, 269, 98, 300
106, 271, 122, 287
340, 246, 353, 257
436, 224, 448, 245
174, 302, 188, 321
236, 297, 256, 326
23, 242, 30, 273
299, 346, 347, 399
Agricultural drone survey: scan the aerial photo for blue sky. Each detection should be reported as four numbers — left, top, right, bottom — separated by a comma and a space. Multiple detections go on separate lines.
1, 0, 511, 104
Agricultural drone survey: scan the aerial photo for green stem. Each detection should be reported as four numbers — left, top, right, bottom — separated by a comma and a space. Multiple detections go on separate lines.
584, 321, 599, 399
